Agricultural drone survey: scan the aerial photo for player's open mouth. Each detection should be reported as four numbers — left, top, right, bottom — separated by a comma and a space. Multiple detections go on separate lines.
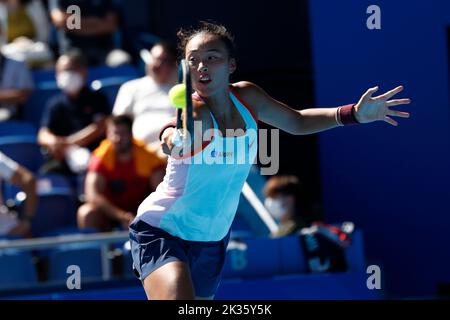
199, 74, 211, 84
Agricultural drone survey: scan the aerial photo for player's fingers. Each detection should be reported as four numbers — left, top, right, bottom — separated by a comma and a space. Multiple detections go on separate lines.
387, 109, 410, 118
362, 86, 379, 100
386, 98, 411, 107
384, 116, 398, 126
376, 85, 403, 100
161, 142, 171, 156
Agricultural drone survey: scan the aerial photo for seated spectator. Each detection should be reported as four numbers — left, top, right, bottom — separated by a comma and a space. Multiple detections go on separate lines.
263, 175, 316, 238
113, 41, 177, 147
49, 0, 122, 66
0, 0, 50, 43
77, 115, 166, 232
0, 51, 33, 120
264, 175, 354, 273
37, 49, 109, 176
0, 0, 53, 68
0, 150, 37, 237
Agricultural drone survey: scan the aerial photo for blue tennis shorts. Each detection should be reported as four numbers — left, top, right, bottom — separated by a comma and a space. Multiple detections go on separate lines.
129, 219, 230, 298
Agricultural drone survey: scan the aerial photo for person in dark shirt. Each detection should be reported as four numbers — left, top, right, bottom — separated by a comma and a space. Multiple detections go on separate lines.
38, 49, 110, 176
49, 0, 120, 65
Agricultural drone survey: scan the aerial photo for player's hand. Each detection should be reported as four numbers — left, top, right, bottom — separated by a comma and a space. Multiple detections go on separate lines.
354, 85, 411, 126
161, 127, 175, 156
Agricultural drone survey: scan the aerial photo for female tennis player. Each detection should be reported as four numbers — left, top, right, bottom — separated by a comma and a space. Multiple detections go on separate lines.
129, 21, 411, 300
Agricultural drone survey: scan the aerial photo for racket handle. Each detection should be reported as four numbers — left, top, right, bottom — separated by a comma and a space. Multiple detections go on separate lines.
171, 128, 192, 149
176, 108, 183, 129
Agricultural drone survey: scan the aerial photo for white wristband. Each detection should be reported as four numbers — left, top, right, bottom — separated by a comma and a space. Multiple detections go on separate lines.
335, 107, 343, 126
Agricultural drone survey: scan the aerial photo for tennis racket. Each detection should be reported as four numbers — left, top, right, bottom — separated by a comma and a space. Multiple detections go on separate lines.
175, 59, 194, 146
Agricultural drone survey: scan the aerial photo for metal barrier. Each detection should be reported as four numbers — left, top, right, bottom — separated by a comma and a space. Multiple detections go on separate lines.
0, 231, 129, 281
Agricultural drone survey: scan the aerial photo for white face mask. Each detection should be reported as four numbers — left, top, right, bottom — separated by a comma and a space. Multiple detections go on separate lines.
57, 71, 84, 95
264, 197, 286, 221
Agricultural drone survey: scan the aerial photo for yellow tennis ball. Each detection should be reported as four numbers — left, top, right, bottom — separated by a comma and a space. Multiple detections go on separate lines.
168, 83, 186, 109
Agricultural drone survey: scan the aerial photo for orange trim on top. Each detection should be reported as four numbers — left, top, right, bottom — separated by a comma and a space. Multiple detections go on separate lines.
172, 139, 213, 161
229, 86, 258, 124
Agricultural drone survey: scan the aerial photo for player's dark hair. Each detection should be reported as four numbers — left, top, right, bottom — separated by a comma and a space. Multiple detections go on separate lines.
177, 21, 236, 59
108, 115, 133, 133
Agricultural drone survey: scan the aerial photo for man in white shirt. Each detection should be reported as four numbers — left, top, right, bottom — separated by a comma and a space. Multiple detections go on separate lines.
0, 151, 37, 236
112, 42, 177, 148
0, 53, 34, 121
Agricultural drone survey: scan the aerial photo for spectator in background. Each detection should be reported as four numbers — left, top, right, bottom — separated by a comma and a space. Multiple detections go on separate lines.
37, 49, 109, 176
0, 0, 50, 43
0, 51, 33, 121
49, 0, 121, 66
77, 115, 165, 232
264, 175, 317, 238
0, 0, 53, 68
0, 151, 37, 237
113, 42, 177, 148
264, 175, 354, 272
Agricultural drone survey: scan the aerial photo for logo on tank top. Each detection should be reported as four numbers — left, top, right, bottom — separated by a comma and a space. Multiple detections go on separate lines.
210, 149, 234, 158
210, 138, 255, 158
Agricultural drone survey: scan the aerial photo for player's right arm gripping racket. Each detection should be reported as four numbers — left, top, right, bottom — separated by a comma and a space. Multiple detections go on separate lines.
173, 59, 194, 152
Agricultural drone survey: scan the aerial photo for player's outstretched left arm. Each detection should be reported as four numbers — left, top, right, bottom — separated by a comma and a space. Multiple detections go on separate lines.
233, 82, 411, 135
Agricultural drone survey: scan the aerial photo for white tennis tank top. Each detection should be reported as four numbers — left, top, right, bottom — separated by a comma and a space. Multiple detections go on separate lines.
135, 88, 258, 241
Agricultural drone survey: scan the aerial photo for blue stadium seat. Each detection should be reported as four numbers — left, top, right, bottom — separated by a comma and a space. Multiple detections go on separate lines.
31, 174, 77, 237
0, 135, 43, 172
32, 69, 56, 84
31, 192, 77, 237
2, 173, 74, 213
0, 121, 37, 136
88, 65, 139, 83
222, 237, 282, 279
345, 230, 366, 272
0, 251, 37, 288
47, 247, 103, 282
37, 174, 73, 191
24, 82, 60, 129
278, 235, 308, 274
32, 65, 140, 85
90, 76, 137, 109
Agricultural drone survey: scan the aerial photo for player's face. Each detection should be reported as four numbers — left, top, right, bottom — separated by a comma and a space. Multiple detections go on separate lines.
185, 33, 236, 97
107, 123, 132, 154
